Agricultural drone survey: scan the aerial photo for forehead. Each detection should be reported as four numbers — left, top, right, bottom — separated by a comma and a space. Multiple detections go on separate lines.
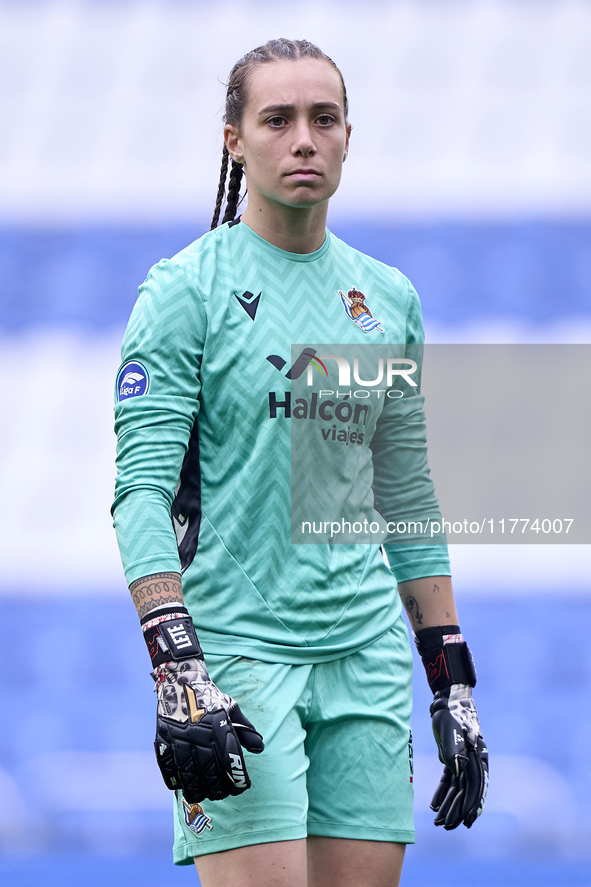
245, 57, 345, 113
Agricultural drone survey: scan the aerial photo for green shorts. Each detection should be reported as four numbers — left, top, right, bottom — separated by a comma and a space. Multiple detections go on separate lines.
173, 615, 415, 863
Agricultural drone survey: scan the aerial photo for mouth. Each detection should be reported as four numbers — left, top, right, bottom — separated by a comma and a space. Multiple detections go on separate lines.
286, 169, 322, 180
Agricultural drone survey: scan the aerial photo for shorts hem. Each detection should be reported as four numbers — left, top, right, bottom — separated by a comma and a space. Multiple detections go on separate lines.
307, 820, 415, 844
174, 825, 307, 864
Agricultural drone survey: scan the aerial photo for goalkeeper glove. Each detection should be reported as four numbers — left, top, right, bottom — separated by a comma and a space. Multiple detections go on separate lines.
141, 604, 264, 804
415, 625, 488, 829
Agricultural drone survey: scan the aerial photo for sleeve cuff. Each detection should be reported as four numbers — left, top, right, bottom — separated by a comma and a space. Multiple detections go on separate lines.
383, 543, 451, 584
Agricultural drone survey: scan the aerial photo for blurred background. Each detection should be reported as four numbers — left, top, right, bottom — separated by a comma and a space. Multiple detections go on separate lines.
1, 1, 590, 885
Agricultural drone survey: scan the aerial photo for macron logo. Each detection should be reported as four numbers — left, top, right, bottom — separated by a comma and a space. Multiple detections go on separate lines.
235, 291, 261, 321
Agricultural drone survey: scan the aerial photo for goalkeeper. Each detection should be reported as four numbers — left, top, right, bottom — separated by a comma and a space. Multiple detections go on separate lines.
112, 38, 487, 887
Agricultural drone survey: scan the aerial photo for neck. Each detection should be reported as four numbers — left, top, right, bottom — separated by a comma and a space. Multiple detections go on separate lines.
240, 195, 328, 254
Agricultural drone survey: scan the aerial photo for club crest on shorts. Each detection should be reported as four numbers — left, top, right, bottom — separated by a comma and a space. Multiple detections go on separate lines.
338, 288, 384, 333
116, 360, 149, 401
182, 797, 213, 835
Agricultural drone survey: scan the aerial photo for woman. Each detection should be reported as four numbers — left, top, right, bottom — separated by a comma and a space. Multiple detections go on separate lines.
113, 38, 487, 887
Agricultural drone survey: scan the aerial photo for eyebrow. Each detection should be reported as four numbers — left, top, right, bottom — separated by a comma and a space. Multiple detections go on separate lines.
258, 102, 341, 115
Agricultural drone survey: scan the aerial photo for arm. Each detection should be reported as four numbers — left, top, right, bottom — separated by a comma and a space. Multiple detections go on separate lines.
398, 575, 458, 630
373, 283, 487, 829
113, 263, 263, 814
112, 260, 205, 585
130, 571, 183, 619
369, 297, 450, 578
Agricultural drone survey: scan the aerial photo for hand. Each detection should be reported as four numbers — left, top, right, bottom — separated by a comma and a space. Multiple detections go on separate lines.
153, 657, 264, 804
429, 683, 488, 829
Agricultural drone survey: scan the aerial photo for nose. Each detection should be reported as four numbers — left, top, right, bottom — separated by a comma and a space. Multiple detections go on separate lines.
291, 119, 316, 157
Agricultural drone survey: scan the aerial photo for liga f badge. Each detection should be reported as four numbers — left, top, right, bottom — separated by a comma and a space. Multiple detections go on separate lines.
338, 288, 384, 333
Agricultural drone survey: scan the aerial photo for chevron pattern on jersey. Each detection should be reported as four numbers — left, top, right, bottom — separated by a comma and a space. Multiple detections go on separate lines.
290, 341, 420, 549
113, 221, 450, 659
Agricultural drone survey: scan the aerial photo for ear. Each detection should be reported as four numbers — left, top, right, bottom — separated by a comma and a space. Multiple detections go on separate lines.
343, 122, 352, 162
224, 124, 244, 164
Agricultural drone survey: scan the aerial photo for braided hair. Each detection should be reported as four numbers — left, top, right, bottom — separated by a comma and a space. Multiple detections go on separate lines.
210, 38, 349, 230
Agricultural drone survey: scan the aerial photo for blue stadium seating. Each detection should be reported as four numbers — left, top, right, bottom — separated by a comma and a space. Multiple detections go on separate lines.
2, 592, 590, 872
1, 222, 591, 332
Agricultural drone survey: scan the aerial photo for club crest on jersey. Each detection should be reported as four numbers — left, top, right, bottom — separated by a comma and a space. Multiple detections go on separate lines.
182, 797, 213, 835
338, 288, 384, 334
116, 360, 149, 401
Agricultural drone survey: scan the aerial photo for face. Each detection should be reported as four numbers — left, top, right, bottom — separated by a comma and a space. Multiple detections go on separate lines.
225, 58, 351, 212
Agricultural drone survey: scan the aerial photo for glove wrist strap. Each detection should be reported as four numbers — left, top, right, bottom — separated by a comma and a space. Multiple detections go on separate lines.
140, 604, 203, 667
415, 624, 477, 692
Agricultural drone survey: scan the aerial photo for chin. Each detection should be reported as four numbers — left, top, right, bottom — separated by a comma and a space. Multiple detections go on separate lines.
283, 189, 333, 209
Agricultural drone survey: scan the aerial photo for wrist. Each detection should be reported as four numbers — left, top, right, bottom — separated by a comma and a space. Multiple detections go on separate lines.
415, 624, 477, 693
140, 604, 203, 667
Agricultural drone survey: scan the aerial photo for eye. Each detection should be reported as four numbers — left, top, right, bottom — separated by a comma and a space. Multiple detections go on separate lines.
267, 115, 287, 128
316, 114, 335, 126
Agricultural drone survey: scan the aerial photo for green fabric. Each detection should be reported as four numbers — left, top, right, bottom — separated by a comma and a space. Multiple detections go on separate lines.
113, 220, 450, 663
173, 616, 415, 863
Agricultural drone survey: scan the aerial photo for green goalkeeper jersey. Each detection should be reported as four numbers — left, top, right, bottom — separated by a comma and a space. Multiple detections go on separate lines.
113, 220, 450, 663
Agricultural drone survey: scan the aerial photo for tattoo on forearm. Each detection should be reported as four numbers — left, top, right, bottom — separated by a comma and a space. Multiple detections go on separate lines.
130, 572, 183, 619
405, 596, 423, 626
